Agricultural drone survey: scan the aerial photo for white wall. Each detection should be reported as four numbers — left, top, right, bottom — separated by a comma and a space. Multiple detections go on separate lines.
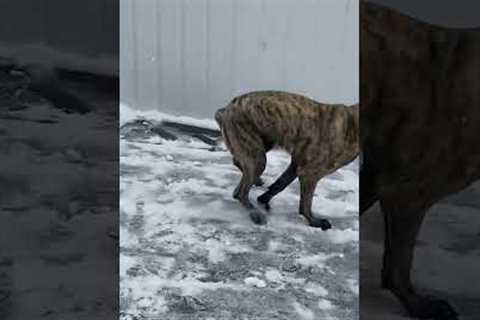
121, 0, 358, 118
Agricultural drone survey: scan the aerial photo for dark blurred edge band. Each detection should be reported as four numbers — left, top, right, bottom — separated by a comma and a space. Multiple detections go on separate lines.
0, 0, 118, 75
360, 0, 480, 319
0, 0, 119, 319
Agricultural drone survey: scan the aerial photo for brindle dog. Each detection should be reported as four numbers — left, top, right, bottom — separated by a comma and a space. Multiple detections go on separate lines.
215, 91, 359, 229
361, 2, 480, 319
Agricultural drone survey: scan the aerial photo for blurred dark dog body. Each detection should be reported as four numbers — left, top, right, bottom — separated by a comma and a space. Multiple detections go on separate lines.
361, 2, 480, 319
216, 90, 359, 229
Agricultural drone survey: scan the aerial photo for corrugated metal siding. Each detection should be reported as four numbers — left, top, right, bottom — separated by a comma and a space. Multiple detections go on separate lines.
121, 0, 358, 118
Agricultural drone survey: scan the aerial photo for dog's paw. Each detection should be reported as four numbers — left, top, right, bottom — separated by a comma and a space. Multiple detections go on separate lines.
254, 177, 265, 187
309, 218, 332, 230
232, 187, 240, 200
406, 296, 458, 320
249, 210, 267, 225
257, 194, 271, 211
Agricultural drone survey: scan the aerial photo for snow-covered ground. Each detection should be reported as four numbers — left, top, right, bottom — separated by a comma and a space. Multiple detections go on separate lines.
361, 183, 480, 319
0, 65, 117, 319
119, 105, 359, 320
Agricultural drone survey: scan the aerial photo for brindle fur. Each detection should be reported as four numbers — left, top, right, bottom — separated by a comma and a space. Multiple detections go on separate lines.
361, 2, 480, 319
215, 90, 359, 229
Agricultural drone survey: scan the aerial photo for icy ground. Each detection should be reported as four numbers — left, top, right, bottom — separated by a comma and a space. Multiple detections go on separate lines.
119, 106, 359, 320
0, 64, 117, 319
361, 183, 480, 320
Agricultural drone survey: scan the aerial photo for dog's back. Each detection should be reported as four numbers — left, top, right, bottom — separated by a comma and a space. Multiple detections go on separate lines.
218, 91, 359, 161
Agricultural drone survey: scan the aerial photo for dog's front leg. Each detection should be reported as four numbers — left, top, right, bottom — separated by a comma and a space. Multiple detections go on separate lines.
380, 196, 458, 320
298, 173, 331, 230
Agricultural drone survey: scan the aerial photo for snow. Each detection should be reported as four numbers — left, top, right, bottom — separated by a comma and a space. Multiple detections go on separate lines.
120, 108, 359, 319
244, 277, 267, 288
120, 103, 219, 129
304, 282, 329, 297
296, 253, 345, 267
318, 298, 334, 310
293, 301, 315, 320
264, 269, 283, 283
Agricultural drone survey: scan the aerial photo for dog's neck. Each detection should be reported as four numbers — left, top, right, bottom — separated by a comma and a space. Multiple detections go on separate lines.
347, 103, 360, 155
349, 103, 359, 134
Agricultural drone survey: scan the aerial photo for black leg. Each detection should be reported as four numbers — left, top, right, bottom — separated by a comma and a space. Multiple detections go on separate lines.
257, 160, 297, 209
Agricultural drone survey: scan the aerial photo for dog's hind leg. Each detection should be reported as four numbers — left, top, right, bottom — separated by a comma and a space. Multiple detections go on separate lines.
225, 119, 268, 225
234, 152, 267, 224
232, 156, 266, 197
257, 160, 297, 210
380, 195, 458, 319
